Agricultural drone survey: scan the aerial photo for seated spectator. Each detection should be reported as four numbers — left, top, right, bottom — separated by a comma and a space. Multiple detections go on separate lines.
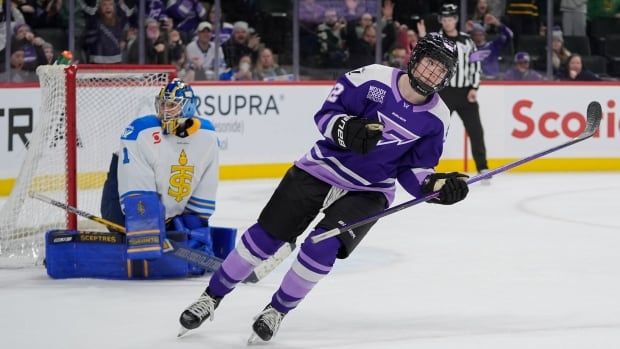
471, 0, 490, 26
254, 47, 287, 81
167, 29, 184, 63
0, 45, 38, 82
186, 21, 226, 80
468, 17, 513, 79
42, 42, 54, 64
12, 24, 47, 71
503, 52, 544, 80
82, 0, 130, 64
387, 46, 407, 69
551, 29, 571, 76
317, 8, 347, 67
222, 21, 260, 70
0, 4, 26, 55
207, 6, 233, 43
220, 54, 254, 81
165, 0, 207, 42
127, 18, 168, 64
559, 54, 602, 81
348, 12, 373, 40
348, 24, 376, 68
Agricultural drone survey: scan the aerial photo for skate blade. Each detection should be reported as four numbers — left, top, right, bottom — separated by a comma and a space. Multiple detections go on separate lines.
247, 332, 262, 345
177, 327, 190, 338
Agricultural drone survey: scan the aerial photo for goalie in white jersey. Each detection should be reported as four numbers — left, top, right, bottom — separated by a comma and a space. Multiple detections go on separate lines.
101, 78, 221, 267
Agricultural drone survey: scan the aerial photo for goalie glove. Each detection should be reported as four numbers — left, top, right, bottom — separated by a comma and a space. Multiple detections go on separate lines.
421, 172, 469, 205
331, 116, 384, 154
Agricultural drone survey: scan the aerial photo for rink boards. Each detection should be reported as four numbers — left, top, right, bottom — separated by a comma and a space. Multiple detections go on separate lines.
0, 81, 619, 196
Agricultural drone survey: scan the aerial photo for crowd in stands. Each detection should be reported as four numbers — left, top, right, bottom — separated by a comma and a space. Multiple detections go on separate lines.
1, 0, 620, 82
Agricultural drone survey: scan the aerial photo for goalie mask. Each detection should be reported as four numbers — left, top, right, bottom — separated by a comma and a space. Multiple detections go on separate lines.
155, 78, 198, 134
407, 33, 457, 97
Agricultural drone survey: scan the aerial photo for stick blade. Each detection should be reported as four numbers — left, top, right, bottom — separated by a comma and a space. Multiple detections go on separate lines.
584, 101, 603, 136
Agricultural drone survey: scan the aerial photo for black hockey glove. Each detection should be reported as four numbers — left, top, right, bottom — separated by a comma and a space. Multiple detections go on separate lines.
331, 116, 384, 154
421, 172, 469, 205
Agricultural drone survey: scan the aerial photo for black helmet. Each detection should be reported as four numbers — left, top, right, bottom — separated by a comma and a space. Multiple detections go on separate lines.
440, 3, 459, 18
406, 33, 457, 97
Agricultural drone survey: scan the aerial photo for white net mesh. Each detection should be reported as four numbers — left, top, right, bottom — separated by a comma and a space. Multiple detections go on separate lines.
0, 65, 171, 267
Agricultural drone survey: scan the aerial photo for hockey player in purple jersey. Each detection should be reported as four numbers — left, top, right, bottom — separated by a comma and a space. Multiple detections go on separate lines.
177, 33, 470, 343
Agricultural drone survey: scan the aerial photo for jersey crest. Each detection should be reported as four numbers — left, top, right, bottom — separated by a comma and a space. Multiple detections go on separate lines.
168, 150, 194, 202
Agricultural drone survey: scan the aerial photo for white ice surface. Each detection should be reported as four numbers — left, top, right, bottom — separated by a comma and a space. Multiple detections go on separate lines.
1, 173, 620, 349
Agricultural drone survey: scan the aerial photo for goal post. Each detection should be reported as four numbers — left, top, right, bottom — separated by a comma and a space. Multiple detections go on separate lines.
0, 64, 176, 267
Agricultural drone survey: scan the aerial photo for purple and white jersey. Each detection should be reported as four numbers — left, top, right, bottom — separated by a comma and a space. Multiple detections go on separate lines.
295, 64, 451, 205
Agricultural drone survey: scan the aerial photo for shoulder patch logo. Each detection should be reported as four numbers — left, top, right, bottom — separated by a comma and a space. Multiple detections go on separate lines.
366, 85, 386, 104
121, 126, 134, 138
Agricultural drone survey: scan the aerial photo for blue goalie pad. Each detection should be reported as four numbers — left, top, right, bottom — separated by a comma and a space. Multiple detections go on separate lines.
45, 230, 205, 279
123, 192, 166, 260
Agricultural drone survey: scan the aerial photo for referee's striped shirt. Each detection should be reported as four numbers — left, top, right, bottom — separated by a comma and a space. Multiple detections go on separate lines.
438, 31, 481, 89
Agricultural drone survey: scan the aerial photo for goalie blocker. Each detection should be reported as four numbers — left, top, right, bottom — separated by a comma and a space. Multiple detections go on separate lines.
45, 227, 236, 279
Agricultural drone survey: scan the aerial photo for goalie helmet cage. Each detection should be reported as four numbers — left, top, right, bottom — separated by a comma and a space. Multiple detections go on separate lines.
0, 64, 176, 267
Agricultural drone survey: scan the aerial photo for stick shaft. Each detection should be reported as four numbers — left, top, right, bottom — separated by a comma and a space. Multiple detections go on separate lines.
311, 132, 597, 244
29, 192, 126, 232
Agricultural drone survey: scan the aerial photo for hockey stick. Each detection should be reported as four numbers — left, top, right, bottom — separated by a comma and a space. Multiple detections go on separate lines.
29, 191, 295, 282
29, 191, 224, 271
311, 101, 603, 244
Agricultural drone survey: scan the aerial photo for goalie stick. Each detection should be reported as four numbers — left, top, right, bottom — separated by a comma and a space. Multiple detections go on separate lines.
29, 192, 294, 282
311, 101, 603, 244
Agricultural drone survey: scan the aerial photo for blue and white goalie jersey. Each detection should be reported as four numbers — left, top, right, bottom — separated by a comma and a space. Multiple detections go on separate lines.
117, 115, 219, 221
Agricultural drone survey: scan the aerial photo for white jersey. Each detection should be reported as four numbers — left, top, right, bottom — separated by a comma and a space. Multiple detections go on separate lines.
117, 115, 219, 221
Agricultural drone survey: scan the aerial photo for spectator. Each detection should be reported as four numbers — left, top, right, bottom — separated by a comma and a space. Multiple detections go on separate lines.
471, 0, 491, 25
0, 45, 38, 82
317, 8, 347, 67
14, 0, 43, 28
127, 18, 169, 64
350, 12, 373, 39
82, 0, 132, 64
42, 42, 54, 64
254, 47, 287, 81
171, 47, 194, 82
387, 46, 407, 69
0, 4, 27, 54
503, 51, 544, 80
486, 0, 507, 19
207, 6, 233, 44
167, 29, 184, 64
165, 0, 207, 42
348, 24, 376, 67
468, 17, 513, 79
560, 0, 587, 36
299, 0, 326, 26
12, 24, 47, 71
560, 54, 602, 81
222, 21, 259, 69
186, 21, 226, 81
551, 29, 571, 76
220, 54, 254, 81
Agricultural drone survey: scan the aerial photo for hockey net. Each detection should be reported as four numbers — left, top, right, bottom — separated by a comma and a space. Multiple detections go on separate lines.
0, 64, 175, 267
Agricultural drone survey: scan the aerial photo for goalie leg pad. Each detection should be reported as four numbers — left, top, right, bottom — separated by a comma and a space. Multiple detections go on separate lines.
123, 192, 166, 260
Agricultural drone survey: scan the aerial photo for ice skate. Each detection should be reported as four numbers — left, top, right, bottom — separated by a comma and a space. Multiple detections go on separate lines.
247, 305, 286, 344
479, 169, 492, 185
177, 288, 222, 337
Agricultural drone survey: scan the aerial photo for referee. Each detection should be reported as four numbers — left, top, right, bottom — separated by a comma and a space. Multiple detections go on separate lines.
435, 4, 490, 179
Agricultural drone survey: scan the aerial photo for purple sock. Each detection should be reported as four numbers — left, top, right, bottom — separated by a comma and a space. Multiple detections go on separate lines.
270, 228, 340, 314
208, 223, 283, 297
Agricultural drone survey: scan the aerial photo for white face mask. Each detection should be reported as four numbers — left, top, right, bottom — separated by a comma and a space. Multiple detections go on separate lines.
239, 62, 250, 72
